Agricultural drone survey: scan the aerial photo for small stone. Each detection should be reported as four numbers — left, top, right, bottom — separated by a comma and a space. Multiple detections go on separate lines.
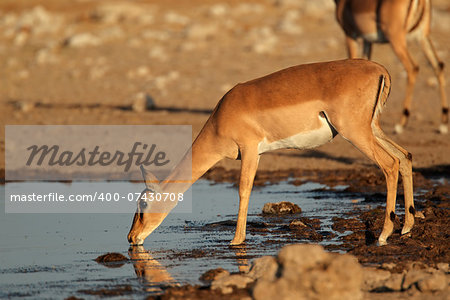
92, 2, 153, 24
436, 263, 449, 273
95, 252, 128, 263
247, 256, 278, 281
136, 66, 150, 77
132, 93, 155, 112
381, 262, 396, 270
211, 274, 253, 294
234, 3, 264, 15
64, 33, 100, 48
153, 71, 179, 91
277, 11, 303, 34
199, 268, 230, 283
278, 244, 328, 271
17, 70, 29, 79
186, 23, 218, 40
402, 269, 429, 290
89, 66, 108, 80
164, 11, 190, 25
426, 77, 438, 87
262, 201, 301, 215
289, 219, 307, 229
14, 31, 28, 46
251, 27, 278, 54
149, 46, 168, 61
383, 273, 404, 291
362, 267, 391, 291
15, 101, 35, 112
36, 48, 58, 65
417, 271, 447, 292
208, 4, 229, 17
253, 244, 363, 300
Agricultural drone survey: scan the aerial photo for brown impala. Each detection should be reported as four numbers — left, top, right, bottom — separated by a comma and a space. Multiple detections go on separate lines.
128, 59, 418, 247
335, 0, 448, 134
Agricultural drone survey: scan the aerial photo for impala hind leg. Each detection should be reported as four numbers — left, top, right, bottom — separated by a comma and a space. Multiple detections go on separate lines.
342, 132, 400, 245
230, 147, 260, 245
346, 35, 359, 59
363, 40, 372, 60
373, 131, 415, 236
419, 36, 448, 134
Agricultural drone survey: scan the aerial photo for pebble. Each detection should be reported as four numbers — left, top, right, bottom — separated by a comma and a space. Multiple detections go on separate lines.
262, 201, 301, 215
132, 93, 156, 112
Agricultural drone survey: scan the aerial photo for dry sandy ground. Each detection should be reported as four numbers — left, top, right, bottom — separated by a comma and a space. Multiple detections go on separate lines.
0, 0, 449, 177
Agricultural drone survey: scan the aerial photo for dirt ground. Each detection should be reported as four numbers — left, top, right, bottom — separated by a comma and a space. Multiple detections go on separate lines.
1, 0, 449, 299
0, 0, 449, 174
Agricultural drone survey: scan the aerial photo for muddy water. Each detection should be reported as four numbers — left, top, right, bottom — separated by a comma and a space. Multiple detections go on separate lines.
1, 180, 375, 299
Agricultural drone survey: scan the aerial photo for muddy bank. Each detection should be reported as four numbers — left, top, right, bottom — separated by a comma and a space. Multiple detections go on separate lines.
204, 166, 449, 267
146, 167, 449, 299
149, 244, 449, 300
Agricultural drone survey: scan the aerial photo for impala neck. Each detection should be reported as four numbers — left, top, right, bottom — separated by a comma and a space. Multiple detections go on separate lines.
160, 121, 225, 195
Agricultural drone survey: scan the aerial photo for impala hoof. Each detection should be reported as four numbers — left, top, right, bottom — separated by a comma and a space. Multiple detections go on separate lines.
230, 239, 244, 246
401, 226, 412, 235
377, 238, 387, 246
439, 124, 448, 134
394, 124, 404, 134
128, 236, 144, 246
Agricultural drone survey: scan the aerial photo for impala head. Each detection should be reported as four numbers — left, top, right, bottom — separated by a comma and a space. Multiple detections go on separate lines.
127, 166, 167, 245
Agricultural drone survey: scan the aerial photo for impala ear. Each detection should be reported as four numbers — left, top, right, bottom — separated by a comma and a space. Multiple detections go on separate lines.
140, 165, 160, 191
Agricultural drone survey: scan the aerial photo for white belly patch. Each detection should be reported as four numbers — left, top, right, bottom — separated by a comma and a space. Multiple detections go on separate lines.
257, 114, 335, 154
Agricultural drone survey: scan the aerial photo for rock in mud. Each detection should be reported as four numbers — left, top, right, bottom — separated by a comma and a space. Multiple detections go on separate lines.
288, 219, 307, 228
247, 256, 278, 281
95, 252, 128, 264
362, 267, 391, 291
288, 220, 323, 241
132, 93, 155, 112
436, 263, 449, 273
416, 271, 447, 292
384, 273, 404, 292
200, 268, 230, 283
402, 266, 448, 292
211, 274, 254, 294
253, 244, 363, 300
262, 201, 301, 215
64, 32, 101, 48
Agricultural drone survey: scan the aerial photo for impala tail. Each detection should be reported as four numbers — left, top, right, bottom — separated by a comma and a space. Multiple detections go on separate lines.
372, 74, 391, 122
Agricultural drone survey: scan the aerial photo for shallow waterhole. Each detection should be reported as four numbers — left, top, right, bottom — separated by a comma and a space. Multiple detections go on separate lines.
1, 179, 389, 299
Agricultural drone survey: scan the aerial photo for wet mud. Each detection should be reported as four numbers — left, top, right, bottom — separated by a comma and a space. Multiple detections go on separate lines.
205, 167, 449, 266
148, 166, 449, 298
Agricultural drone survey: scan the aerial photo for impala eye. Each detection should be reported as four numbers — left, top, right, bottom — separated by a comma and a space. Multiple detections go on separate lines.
140, 200, 148, 210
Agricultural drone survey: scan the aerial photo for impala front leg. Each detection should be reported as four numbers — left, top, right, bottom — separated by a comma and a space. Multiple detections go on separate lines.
231, 147, 260, 245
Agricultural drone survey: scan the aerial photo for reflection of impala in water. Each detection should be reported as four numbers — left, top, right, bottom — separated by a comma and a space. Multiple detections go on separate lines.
128, 246, 177, 291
